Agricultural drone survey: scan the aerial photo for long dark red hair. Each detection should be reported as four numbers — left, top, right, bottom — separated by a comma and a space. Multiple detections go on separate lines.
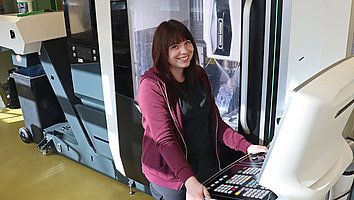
152, 19, 200, 88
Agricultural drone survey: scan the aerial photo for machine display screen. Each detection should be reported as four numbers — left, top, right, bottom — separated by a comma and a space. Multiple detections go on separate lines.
67, 0, 95, 41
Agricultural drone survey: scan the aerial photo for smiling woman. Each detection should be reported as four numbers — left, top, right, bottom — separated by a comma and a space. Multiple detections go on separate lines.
137, 19, 268, 200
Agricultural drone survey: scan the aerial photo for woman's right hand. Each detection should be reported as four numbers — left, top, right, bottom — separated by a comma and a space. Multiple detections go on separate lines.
185, 176, 211, 200
247, 144, 268, 155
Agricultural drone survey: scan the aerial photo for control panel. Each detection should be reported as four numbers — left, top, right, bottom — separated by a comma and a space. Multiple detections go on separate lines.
204, 153, 277, 200
69, 44, 99, 64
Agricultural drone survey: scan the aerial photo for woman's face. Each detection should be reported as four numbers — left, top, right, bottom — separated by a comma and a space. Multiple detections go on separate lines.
167, 39, 194, 72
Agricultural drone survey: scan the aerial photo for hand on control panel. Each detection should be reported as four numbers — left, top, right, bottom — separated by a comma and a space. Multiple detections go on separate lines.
247, 145, 268, 161
246, 145, 268, 155
249, 152, 267, 161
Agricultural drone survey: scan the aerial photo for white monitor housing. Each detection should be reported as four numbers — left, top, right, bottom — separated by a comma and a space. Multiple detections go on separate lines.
258, 56, 354, 200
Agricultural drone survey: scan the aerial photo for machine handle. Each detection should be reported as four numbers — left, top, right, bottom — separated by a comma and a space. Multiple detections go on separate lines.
240, 0, 253, 134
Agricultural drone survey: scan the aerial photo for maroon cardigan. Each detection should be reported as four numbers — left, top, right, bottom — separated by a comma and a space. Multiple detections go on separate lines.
137, 66, 252, 190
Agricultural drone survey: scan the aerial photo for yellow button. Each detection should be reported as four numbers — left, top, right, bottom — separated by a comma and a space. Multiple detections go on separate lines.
235, 192, 240, 195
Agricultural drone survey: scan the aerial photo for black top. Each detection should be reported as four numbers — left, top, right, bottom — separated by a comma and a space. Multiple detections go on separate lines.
175, 80, 219, 183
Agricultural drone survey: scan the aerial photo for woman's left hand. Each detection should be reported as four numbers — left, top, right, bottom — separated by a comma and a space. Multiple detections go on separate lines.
247, 144, 268, 155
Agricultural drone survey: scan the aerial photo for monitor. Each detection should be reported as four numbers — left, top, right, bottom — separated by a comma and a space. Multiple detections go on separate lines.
258, 56, 354, 199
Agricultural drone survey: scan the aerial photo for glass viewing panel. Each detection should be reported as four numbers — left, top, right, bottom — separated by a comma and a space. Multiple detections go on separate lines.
128, 0, 242, 130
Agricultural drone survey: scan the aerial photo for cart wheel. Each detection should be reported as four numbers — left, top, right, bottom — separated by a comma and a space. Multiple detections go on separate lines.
19, 127, 32, 143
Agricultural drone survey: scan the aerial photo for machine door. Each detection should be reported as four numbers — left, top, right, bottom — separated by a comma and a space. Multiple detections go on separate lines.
109, 0, 149, 186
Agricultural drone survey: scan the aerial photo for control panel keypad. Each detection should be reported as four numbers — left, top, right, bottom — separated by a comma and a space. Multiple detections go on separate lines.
204, 154, 277, 199
207, 171, 273, 199
214, 184, 239, 194
242, 188, 270, 199
245, 179, 260, 188
226, 174, 252, 185
242, 167, 260, 175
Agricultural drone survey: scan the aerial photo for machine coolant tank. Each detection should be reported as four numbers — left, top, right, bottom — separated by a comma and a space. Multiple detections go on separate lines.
0, 11, 66, 55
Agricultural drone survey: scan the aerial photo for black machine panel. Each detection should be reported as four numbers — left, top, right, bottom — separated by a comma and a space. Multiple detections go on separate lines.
68, 44, 99, 64
213, 0, 232, 56
111, 0, 134, 98
204, 154, 277, 200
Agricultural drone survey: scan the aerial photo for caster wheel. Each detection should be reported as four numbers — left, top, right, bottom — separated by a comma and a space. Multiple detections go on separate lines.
19, 127, 32, 143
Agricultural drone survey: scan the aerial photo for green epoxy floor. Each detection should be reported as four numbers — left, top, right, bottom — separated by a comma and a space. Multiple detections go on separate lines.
0, 108, 153, 200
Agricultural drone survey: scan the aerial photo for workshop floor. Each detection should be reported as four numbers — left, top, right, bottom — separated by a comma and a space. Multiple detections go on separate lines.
0, 108, 153, 200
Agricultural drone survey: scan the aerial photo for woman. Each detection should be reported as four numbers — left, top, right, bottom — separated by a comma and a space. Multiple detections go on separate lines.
137, 19, 268, 200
